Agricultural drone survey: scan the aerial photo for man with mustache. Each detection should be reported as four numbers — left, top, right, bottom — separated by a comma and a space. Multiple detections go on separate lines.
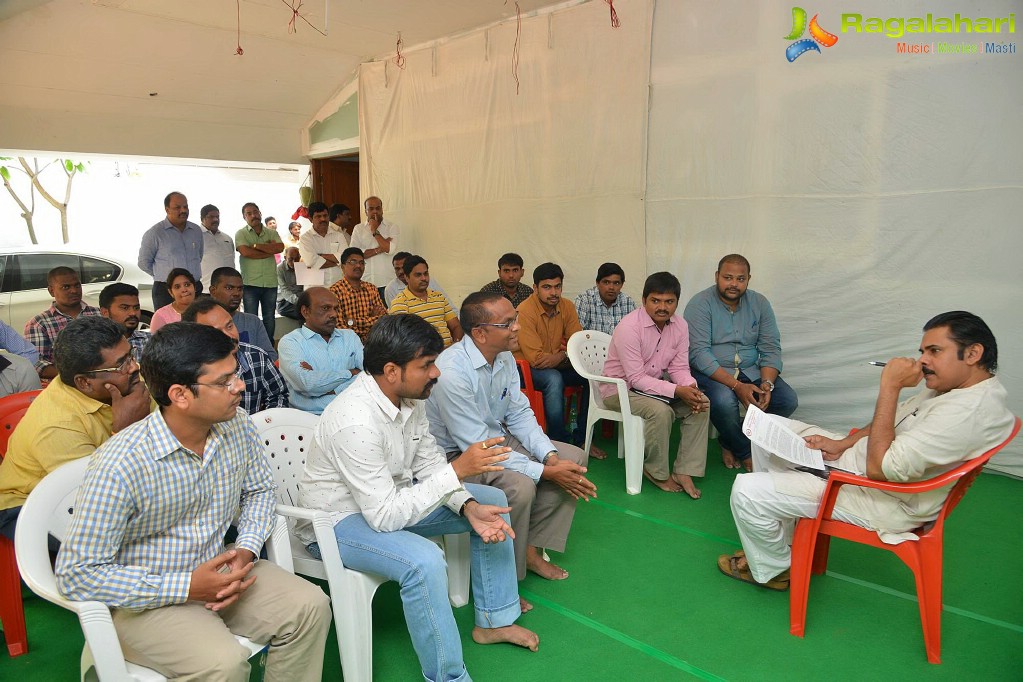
138, 191, 204, 310
277, 287, 363, 415
349, 196, 400, 287
235, 202, 284, 342
199, 204, 236, 294
683, 254, 799, 472
720, 312, 1013, 591
298, 201, 347, 287
208, 266, 277, 361
0, 317, 153, 546
24, 266, 103, 380
329, 247, 388, 343
100, 283, 150, 360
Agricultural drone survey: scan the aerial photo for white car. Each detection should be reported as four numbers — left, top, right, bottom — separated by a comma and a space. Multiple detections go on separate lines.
0, 248, 154, 333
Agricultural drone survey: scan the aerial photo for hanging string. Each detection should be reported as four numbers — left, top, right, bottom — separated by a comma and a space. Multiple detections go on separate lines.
280, 0, 327, 37
395, 32, 406, 69
512, 2, 521, 94
234, 0, 244, 55
606, 0, 621, 28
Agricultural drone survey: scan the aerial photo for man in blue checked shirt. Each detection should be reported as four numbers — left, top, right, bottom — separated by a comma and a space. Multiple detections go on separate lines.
56, 322, 330, 681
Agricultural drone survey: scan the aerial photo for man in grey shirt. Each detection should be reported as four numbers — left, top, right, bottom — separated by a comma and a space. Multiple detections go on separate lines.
137, 191, 204, 310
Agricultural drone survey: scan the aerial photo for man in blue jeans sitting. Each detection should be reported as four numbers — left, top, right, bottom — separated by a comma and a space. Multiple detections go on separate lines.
298, 314, 539, 682
683, 254, 798, 471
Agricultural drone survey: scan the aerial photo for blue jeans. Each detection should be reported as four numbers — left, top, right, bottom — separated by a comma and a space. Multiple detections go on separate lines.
694, 371, 798, 460
309, 483, 519, 682
529, 366, 588, 445
243, 286, 277, 341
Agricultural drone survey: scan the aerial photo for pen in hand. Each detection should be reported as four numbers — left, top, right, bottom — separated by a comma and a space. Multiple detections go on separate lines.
867, 361, 886, 367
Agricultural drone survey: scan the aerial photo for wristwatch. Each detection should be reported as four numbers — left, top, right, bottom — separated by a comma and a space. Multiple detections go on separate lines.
762, 380, 775, 392
458, 498, 477, 516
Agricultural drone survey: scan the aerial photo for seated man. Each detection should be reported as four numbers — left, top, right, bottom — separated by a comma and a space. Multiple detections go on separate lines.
388, 255, 463, 348
720, 311, 1014, 591
683, 254, 798, 471
384, 251, 453, 308
276, 246, 305, 321
208, 266, 277, 360
278, 287, 363, 415
428, 292, 595, 586
0, 319, 41, 397
574, 262, 637, 335
602, 273, 710, 497
329, 247, 388, 343
480, 252, 533, 309
0, 317, 151, 545
56, 322, 331, 680
298, 314, 538, 681
99, 282, 150, 360
182, 298, 289, 415
24, 266, 102, 379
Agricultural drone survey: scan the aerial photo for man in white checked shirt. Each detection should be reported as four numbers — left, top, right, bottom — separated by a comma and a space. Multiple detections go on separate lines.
56, 322, 330, 681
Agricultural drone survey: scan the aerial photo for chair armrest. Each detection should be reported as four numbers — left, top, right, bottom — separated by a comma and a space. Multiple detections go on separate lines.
264, 514, 295, 573
817, 465, 976, 522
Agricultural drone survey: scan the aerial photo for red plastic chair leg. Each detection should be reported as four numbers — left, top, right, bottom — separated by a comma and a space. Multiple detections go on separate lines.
0, 535, 28, 656
912, 543, 943, 664
788, 518, 817, 638
811, 535, 831, 575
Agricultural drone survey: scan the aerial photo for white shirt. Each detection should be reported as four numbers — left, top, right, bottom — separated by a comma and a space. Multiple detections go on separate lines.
297, 372, 471, 544
328, 222, 352, 246
200, 228, 236, 291
350, 219, 400, 286
297, 228, 347, 287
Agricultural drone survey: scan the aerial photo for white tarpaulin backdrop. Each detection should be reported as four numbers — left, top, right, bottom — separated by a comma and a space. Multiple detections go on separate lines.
357, 0, 1022, 474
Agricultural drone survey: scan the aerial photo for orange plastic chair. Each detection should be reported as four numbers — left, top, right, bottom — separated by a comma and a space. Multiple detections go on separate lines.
516, 359, 547, 432
789, 416, 1021, 664
0, 389, 42, 657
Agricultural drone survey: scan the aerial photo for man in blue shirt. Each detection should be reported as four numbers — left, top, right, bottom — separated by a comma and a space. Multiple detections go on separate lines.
683, 254, 798, 471
278, 287, 364, 414
137, 191, 204, 310
427, 291, 595, 587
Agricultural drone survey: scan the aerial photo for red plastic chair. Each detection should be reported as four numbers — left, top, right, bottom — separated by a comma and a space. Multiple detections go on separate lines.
0, 389, 42, 657
516, 359, 547, 432
789, 416, 1021, 664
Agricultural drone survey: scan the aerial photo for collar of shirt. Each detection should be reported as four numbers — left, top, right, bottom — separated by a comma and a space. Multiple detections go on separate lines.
51, 375, 109, 415
297, 324, 347, 343
639, 307, 676, 329
356, 371, 415, 425
457, 336, 492, 372
587, 287, 624, 310
47, 301, 90, 319
159, 218, 198, 233
145, 408, 229, 462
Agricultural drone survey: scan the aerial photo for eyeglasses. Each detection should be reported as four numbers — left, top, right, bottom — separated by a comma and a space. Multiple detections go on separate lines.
83, 348, 139, 375
191, 368, 245, 395
478, 314, 519, 330
345, 259, 366, 266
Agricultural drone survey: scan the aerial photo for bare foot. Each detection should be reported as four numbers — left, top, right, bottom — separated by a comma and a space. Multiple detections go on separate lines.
472, 624, 540, 651
526, 546, 569, 580
741, 457, 753, 472
721, 448, 741, 469
519, 596, 533, 613
589, 444, 607, 460
643, 469, 683, 492
671, 473, 701, 499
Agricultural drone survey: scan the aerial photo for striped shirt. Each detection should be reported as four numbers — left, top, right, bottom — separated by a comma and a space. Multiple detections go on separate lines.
480, 279, 533, 309
388, 288, 457, 347
237, 341, 289, 414
278, 326, 363, 415
55, 409, 277, 611
574, 286, 636, 336
329, 277, 386, 342
128, 330, 150, 361
23, 302, 103, 373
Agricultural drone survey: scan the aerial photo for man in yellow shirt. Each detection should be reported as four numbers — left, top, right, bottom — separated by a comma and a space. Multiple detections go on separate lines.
0, 317, 152, 544
388, 255, 463, 348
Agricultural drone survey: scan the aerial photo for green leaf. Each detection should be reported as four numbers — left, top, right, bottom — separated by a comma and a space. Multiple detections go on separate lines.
0, 166, 9, 181
64, 159, 73, 172
75, 163, 85, 172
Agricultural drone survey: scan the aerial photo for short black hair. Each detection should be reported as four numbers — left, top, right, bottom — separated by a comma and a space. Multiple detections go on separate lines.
642, 272, 681, 300
596, 262, 625, 283
211, 267, 243, 288
308, 201, 329, 216
340, 247, 364, 264
923, 311, 998, 373
363, 314, 443, 376
141, 322, 237, 407
460, 291, 505, 332
181, 297, 231, 322
264, 216, 275, 225
532, 262, 563, 287
392, 251, 413, 264
717, 254, 751, 274
99, 283, 139, 309
498, 253, 524, 269
164, 191, 185, 208
166, 267, 195, 289
241, 202, 259, 215
402, 255, 428, 277
47, 266, 78, 285
329, 203, 350, 222
54, 317, 127, 387
296, 288, 316, 319
200, 204, 218, 220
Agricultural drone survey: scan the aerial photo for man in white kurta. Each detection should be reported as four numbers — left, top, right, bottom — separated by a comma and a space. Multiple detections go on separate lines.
349, 196, 399, 287
721, 312, 1014, 588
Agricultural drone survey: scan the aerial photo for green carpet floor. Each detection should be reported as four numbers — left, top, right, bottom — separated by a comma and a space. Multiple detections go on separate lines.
2, 432, 1021, 680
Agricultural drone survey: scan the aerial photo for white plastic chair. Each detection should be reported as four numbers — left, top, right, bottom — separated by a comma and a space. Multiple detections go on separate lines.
15, 455, 294, 681
250, 408, 471, 682
567, 330, 646, 495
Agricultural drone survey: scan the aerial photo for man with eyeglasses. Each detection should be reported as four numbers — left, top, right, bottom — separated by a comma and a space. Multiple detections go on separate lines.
427, 292, 594, 588
329, 247, 388, 343
24, 266, 103, 380
56, 322, 331, 680
0, 317, 153, 546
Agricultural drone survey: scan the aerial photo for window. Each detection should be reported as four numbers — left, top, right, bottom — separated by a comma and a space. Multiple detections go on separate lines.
80, 256, 121, 284
14, 253, 79, 292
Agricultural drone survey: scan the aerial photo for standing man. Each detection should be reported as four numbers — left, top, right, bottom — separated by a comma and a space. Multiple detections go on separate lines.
388, 255, 463, 348
328, 203, 354, 245
56, 322, 330, 680
428, 291, 595, 585
481, 253, 533, 309
298, 201, 346, 287
138, 191, 204, 310
276, 247, 304, 321
684, 254, 798, 471
350, 196, 399, 287
574, 262, 636, 335
208, 267, 277, 360
298, 314, 538, 681
602, 273, 710, 497
99, 283, 150, 360
199, 204, 235, 294
329, 248, 388, 343
24, 266, 102, 380
235, 202, 283, 342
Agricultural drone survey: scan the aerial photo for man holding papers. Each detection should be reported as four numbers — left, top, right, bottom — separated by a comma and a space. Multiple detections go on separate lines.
719, 311, 1013, 590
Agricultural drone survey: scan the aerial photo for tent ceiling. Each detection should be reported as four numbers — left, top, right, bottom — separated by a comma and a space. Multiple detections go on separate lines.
0, 0, 569, 163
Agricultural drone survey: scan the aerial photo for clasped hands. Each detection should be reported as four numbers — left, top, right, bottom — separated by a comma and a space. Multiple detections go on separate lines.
188, 548, 257, 611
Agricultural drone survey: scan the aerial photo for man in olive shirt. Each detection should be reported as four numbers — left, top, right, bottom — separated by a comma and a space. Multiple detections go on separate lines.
235, 202, 284, 341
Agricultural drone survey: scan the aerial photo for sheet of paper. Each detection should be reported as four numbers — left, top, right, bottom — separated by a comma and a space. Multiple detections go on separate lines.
294, 264, 322, 286
742, 405, 825, 469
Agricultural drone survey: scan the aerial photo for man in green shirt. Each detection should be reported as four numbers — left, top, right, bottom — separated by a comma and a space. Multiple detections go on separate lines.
235, 202, 284, 341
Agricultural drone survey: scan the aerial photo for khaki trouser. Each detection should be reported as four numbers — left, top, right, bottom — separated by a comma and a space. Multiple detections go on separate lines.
604, 392, 709, 481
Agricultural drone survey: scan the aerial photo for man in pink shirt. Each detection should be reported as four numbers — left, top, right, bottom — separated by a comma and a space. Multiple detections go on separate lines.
602, 272, 710, 498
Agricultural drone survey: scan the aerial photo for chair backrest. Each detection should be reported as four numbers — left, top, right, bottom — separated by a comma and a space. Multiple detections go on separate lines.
250, 408, 320, 510
567, 330, 612, 379
0, 390, 42, 458
934, 416, 1020, 527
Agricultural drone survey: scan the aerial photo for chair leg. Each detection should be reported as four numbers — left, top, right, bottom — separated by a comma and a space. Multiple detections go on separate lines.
811, 535, 831, 575
911, 544, 943, 664
335, 575, 378, 682
583, 412, 597, 456
623, 416, 643, 495
0, 536, 28, 657
788, 519, 817, 638
442, 533, 470, 608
